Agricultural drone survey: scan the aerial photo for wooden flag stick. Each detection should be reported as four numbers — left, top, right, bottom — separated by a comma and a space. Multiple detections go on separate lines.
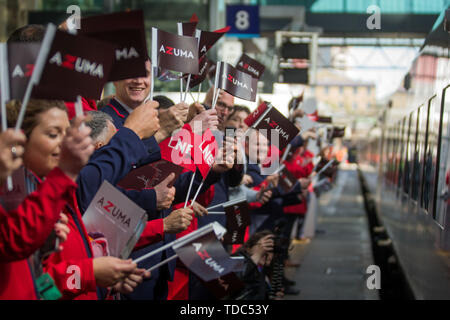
206, 197, 246, 211
146, 254, 178, 272
184, 171, 196, 208
0, 44, 9, 132
190, 179, 204, 206
183, 74, 192, 102
189, 91, 196, 103
133, 222, 216, 264
150, 27, 158, 102
197, 82, 202, 102
180, 73, 183, 102
0, 44, 13, 191
211, 61, 221, 109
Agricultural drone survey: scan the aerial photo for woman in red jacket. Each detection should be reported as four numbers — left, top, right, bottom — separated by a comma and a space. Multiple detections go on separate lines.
283, 136, 315, 239
4, 99, 148, 299
0, 115, 90, 299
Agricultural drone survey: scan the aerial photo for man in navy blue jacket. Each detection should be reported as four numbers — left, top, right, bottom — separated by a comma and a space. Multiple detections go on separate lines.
88, 59, 224, 299
77, 107, 221, 299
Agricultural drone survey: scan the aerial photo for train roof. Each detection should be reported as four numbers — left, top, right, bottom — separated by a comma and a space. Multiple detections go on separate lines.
420, 5, 450, 51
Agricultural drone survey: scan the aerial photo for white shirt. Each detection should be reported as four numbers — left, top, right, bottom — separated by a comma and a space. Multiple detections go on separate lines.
114, 98, 134, 115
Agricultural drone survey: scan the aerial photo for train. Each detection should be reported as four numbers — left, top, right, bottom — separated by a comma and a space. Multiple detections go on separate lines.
358, 7, 450, 299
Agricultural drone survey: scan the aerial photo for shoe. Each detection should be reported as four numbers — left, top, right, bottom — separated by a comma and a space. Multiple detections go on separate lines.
284, 285, 300, 295
292, 238, 311, 245
285, 260, 300, 268
283, 277, 296, 286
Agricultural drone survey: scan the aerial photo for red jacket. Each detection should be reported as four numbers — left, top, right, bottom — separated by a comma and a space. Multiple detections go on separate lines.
133, 219, 164, 250
283, 150, 314, 215
65, 97, 97, 121
0, 167, 78, 300
42, 187, 99, 300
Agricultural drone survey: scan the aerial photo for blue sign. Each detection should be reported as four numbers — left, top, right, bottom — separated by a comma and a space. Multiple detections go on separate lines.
226, 5, 259, 38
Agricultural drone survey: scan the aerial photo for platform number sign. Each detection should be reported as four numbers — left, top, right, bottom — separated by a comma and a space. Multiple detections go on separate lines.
226, 5, 259, 38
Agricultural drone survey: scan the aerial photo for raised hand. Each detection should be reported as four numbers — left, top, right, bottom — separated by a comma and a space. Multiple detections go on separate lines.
154, 103, 187, 143
187, 102, 205, 122
58, 115, 94, 181
189, 108, 219, 135
163, 207, 193, 233
0, 129, 26, 182
153, 173, 176, 210
124, 100, 160, 139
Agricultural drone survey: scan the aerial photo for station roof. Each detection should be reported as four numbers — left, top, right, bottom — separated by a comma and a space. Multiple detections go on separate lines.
258, 0, 448, 14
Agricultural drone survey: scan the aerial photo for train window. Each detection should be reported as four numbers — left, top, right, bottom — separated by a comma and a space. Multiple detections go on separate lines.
383, 126, 391, 184
402, 113, 412, 196
397, 117, 407, 198
390, 125, 398, 185
416, 106, 427, 206
393, 121, 401, 188
386, 126, 393, 185
420, 101, 432, 209
423, 95, 440, 216
410, 109, 420, 202
435, 86, 450, 228
381, 126, 387, 181
389, 125, 396, 185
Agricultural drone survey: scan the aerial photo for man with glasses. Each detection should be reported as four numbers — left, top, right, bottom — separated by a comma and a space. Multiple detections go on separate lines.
203, 88, 235, 131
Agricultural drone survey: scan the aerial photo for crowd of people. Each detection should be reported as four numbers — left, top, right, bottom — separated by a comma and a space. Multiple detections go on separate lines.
0, 23, 339, 300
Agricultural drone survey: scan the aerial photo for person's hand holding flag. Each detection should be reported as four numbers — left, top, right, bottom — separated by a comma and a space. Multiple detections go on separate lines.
189, 108, 219, 135
212, 136, 236, 174
192, 201, 208, 217
162, 207, 194, 233
112, 266, 151, 294
123, 100, 160, 139
154, 173, 176, 210
187, 102, 205, 122
256, 187, 272, 205
154, 102, 188, 142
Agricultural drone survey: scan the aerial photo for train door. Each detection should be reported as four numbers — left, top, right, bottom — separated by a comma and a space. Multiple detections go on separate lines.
416, 106, 427, 211
385, 125, 392, 186
436, 86, 450, 235
410, 109, 419, 203
388, 125, 396, 185
397, 118, 406, 199
423, 95, 440, 216
403, 114, 412, 198
394, 120, 401, 190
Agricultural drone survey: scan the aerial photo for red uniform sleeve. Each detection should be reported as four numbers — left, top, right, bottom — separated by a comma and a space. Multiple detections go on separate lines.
133, 219, 164, 250
42, 257, 97, 300
65, 97, 97, 120
0, 167, 77, 262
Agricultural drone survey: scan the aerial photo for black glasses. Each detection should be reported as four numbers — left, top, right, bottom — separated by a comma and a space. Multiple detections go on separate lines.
215, 101, 234, 113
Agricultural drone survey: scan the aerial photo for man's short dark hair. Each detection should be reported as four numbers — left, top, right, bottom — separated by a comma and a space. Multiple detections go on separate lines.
7, 24, 45, 43
232, 105, 251, 116
154, 95, 175, 110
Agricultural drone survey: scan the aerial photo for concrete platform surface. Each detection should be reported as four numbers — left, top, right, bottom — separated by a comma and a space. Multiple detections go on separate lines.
284, 167, 379, 300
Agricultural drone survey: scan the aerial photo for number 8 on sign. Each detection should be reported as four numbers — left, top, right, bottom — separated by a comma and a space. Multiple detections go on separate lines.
235, 10, 249, 30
